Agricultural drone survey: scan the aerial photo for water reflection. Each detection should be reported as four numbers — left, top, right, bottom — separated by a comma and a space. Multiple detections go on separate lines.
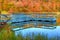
12, 26, 60, 39
1, 13, 59, 39
8, 14, 56, 29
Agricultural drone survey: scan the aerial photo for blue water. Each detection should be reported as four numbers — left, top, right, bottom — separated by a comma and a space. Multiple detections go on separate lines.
12, 26, 60, 40
7, 14, 60, 39
8, 14, 56, 27
0, 14, 60, 40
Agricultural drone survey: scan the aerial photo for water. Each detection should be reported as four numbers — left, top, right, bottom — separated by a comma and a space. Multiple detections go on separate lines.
8, 14, 56, 27
12, 26, 60, 39
4, 14, 59, 39
0, 14, 59, 40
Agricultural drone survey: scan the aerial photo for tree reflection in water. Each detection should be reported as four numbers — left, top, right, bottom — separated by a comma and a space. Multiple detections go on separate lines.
8, 14, 56, 29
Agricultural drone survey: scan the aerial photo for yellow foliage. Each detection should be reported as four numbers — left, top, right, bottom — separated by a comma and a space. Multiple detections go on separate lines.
1, 11, 9, 14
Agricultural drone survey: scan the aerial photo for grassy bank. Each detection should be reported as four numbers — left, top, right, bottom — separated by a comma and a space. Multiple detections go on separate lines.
0, 24, 59, 40
0, 30, 57, 40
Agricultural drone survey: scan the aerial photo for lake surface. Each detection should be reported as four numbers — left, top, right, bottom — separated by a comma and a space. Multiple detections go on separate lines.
0, 14, 60, 40
7, 14, 60, 40
8, 14, 56, 27
12, 26, 60, 40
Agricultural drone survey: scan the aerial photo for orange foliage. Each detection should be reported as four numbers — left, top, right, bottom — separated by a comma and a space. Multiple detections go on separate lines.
0, 0, 60, 12
57, 18, 60, 25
